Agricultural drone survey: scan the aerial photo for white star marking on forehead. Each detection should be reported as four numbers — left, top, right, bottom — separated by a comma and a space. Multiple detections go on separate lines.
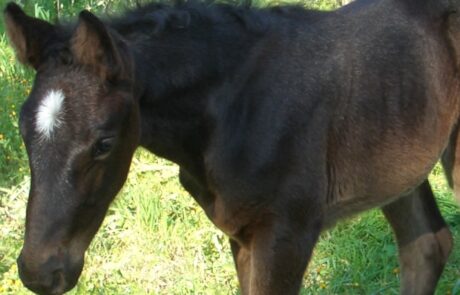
36, 89, 65, 139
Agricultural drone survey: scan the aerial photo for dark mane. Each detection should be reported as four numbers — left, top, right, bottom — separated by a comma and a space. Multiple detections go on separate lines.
34, 1, 331, 82
108, 1, 330, 36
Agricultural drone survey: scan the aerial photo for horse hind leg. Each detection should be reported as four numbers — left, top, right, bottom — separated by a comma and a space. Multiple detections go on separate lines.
382, 180, 453, 295
442, 123, 460, 205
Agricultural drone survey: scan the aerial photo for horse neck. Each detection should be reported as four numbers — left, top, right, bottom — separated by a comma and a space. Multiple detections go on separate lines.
125, 18, 264, 170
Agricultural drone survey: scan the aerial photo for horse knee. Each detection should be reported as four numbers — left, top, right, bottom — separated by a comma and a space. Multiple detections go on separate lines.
401, 227, 452, 271
434, 227, 453, 265
397, 227, 452, 295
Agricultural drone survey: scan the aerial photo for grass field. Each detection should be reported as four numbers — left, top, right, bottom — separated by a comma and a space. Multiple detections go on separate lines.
1, 1, 460, 294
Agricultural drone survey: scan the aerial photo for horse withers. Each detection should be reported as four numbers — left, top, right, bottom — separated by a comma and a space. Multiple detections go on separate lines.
4, 0, 460, 294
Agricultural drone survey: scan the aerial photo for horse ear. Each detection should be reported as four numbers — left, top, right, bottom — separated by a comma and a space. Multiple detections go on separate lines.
71, 10, 126, 81
4, 2, 55, 69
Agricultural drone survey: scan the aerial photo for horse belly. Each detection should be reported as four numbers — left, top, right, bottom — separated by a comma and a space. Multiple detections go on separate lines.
325, 122, 452, 224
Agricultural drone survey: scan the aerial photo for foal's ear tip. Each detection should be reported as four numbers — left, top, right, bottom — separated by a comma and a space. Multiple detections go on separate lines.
4, 2, 24, 16
78, 10, 92, 18
78, 10, 100, 23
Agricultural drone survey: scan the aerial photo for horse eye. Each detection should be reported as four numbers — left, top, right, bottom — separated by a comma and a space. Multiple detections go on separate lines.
93, 137, 115, 159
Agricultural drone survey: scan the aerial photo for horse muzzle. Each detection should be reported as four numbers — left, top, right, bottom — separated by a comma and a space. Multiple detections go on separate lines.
17, 250, 83, 295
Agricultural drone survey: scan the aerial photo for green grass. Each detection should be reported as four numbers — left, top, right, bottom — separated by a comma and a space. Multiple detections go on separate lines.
1, 153, 459, 294
0, 0, 459, 294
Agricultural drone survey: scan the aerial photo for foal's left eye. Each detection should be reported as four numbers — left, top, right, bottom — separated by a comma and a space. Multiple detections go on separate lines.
93, 137, 115, 159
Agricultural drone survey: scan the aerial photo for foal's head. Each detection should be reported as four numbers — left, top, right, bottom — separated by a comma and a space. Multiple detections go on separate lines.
5, 3, 139, 294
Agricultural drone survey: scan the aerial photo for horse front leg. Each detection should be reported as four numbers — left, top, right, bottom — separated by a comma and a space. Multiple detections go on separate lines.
239, 212, 322, 295
382, 180, 453, 295
230, 238, 251, 294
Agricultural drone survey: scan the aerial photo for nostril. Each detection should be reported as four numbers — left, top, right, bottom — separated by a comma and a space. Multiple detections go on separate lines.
17, 254, 34, 285
17, 252, 27, 273
17, 252, 23, 265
